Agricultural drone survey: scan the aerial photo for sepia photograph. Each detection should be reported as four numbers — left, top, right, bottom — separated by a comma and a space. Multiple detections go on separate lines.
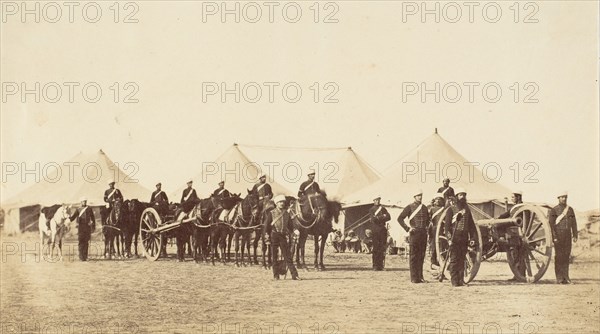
1, 1, 599, 333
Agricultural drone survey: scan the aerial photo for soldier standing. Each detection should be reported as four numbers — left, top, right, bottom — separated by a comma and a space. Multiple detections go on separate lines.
263, 195, 300, 280
298, 170, 321, 197
443, 188, 477, 287
437, 178, 455, 202
549, 191, 578, 284
428, 193, 445, 267
398, 190, 430, 283
70, 197, 96, 261
369, 196, 391, 271
499, 191, 526, 281
150, 182, 169, 216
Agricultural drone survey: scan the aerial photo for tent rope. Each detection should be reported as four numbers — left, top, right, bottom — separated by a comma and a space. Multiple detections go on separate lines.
344, 212, 371, 232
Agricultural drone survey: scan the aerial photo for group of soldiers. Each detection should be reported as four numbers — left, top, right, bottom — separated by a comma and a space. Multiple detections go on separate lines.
72, 171, 322, 279
69, 174, 579, 285
368, 179, 579, 286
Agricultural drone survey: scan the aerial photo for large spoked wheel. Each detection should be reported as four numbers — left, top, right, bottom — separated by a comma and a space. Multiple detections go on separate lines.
507, 205, 552, 283
435, 207, 483, 283
140, 208, 163, 261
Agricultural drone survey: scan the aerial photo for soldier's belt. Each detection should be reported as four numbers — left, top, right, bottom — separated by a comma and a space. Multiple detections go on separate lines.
412, 225, 427, 229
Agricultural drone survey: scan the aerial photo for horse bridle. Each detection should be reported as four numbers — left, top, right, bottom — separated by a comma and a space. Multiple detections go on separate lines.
291, 200, 321, 229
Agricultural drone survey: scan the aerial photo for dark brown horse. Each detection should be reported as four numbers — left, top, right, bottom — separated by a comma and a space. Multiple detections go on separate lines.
191, 195, 219, 263
103, 198, 126, 259
232, 190, 260, 267
290, 193, 341, 270
210, 194, 241, 265
123, 199, 150, 258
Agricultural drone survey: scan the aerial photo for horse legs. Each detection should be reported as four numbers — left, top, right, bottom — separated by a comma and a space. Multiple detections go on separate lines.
210, 230, 217, 266
104, 232, 111, 259
234, 231, 241, 267
252, 231, 260, 265
226, 230, 234, 262
220, 231, 228, 265
175, 233, 186, 262
314, 236, 320, 270
244, 233, 252, 266
319, 234, 327, 270
133, 231, 139, 257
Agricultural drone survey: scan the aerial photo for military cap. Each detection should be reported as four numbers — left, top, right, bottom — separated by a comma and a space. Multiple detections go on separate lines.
274, 195, 286, 203
557, 191, 568, 198
455, 187, 467, 195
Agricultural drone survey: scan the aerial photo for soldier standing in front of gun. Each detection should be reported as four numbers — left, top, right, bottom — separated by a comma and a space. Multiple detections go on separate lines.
443, 188, 477, 287
369, 196, 391, 271
549, 191, 578, 284
499, 191, 526, 281
428, 193, 445, 267
398, 190, 430, 283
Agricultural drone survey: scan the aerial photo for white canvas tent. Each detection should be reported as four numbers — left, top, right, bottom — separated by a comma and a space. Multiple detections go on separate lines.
1, 150, 151, 234
170, 144, 290, 200
342, 131, 513, 249
235, 144, 381, 200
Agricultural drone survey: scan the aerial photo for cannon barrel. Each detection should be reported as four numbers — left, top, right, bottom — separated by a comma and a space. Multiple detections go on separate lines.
476, 217, 523, 229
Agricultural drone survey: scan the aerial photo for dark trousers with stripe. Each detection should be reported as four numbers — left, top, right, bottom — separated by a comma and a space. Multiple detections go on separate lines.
554, 231, 572, 282
372, 223, 387, 270
449, 237, 468, 286
271, 232, 298, 278
78, 232, 91, 261
409, 229, 427, 282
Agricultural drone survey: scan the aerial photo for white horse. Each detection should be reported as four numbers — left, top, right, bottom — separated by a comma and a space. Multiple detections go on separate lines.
43, 205, 73, 260
38, 209, 52, 257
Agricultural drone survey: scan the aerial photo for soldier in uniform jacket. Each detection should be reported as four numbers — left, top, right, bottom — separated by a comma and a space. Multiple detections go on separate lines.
69, 198, 96, 261
428, 193, 446, 267
263, 195, 300, 280
548, 191, 578, 284
369, 196, 391, 270
150, 182, 169, 215
213, 181, 231, 200
437, 178, 455, 202
499, 191, 526, 281
104, 180, 123, 208
103, 180, 123, 224
252, 174, 273, 206
180, 179, 199, 215
443, 188, 477, 287
398, 190, 431, 283
298, 171, 321, 197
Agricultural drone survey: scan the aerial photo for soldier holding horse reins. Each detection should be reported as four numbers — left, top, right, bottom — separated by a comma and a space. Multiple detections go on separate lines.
263, 195, 300, 280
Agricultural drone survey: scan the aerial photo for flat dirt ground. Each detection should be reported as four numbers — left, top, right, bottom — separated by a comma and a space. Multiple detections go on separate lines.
1, 232, 599, 334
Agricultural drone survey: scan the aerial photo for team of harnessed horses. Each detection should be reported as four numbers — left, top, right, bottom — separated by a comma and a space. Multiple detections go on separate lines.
99, 189, 342, 269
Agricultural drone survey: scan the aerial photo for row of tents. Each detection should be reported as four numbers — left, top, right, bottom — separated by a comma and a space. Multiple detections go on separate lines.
0, 130, 514, 246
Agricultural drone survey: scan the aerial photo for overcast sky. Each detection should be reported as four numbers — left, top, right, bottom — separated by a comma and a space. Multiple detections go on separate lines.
1, 1, 598, 210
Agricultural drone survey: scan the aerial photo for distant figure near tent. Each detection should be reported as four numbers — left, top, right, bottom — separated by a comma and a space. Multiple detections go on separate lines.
369, 196, 390, 271
438, 178, 455, 202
